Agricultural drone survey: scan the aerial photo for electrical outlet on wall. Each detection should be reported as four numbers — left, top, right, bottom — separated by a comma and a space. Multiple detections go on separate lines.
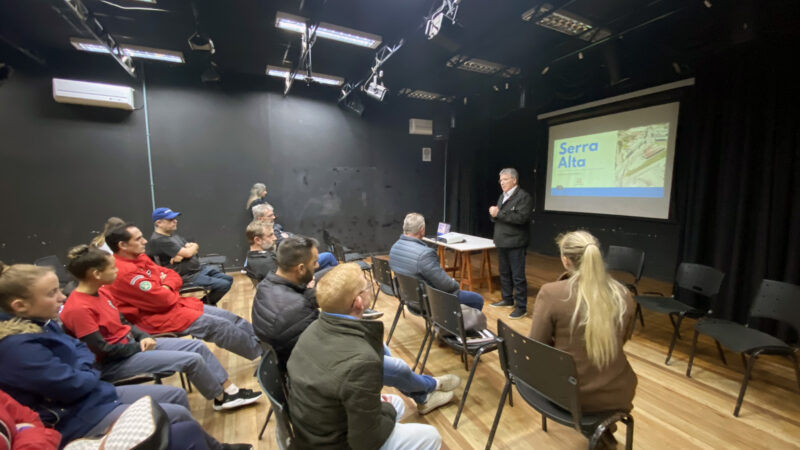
422, 147, 431, 162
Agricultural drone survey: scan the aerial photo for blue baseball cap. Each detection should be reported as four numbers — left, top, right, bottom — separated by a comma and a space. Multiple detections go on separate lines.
152, 207, 181, 221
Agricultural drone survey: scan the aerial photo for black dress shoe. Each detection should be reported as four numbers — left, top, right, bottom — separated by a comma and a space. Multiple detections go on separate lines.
509, 308, 527, 319
491, 299, 514, 307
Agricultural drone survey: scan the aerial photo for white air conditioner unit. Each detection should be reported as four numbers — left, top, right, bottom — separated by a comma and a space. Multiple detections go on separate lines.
409, 118, 433, 135
53, 78, 135, 110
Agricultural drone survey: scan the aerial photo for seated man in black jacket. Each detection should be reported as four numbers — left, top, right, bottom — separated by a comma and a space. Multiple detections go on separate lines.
243, 220, 277, 283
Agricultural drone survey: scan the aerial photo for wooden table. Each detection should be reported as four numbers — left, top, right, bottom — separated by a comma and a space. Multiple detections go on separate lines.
423, 234, 496, 292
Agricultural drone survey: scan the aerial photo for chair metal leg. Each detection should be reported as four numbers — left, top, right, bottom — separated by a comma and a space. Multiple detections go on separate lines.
790, 353, 800, 392
588, 422, 608, 450
686, 329, 700, 377
665, 314, 685, 365
419, 329, 435, 374
462, 350, 469, 372
715, 339, 728, 365
636, 303, 644, 326
453, 346, 487, 429
623, 415, 634, 450
258, 407, 273, 440
412, 324, 430, 372
507, 382, 513, 407
734, 351, 762, 417
484, 380, 511, 450
155, 375, 162, 385
668, 313, 682, 340
541, 415, 547, 432
385, 302, 404, 346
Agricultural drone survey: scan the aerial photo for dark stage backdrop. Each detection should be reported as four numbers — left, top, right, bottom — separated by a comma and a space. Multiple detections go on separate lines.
0, 59, 450, 267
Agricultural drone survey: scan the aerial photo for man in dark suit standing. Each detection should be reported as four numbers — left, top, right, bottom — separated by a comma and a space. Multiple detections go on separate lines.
489, 168, 534, 319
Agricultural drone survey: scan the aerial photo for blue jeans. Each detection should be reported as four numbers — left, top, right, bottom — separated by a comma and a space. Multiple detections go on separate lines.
182, 305, 263, 361
457, 289, 485, 310
317, 252, 339, 270
382, 345, 436, 404
190, 266, 233, 306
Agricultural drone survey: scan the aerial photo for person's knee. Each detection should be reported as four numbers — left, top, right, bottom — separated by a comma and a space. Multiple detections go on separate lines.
160, 404, 194, 424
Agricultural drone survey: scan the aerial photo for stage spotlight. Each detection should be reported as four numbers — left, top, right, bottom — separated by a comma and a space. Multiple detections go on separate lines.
188, 32, 215, 54
363, 70, 387, 101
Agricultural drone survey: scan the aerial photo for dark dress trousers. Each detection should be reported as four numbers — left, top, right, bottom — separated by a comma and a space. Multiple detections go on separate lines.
492, 187, 534, 310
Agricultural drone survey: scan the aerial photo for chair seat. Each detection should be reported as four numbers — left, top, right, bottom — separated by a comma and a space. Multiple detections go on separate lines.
695, 318, 792, 354
352, 260, 371, 270
406, 304, 425, 317
515, 380, 626, 435
635, 295, 700, 315
379, 283, 395, 297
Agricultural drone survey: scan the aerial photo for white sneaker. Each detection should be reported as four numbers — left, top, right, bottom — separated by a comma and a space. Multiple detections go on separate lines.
434, 374, 461, 392
417, 390, 454, 415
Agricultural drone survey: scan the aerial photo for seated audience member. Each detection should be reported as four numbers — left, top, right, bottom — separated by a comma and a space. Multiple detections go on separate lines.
252, 242, 452, 412
529, 231, 637, 443
389, 212, 484, 310
246, 182, 268, 217
61, 245, 261, 411
252, 203, 338, 270
105, 224, 263, 361
0, 263, 251, 450
0, 389, 61, 450
287, 263, 443, 450
243, 220, 277, 282
147, 207, 233, 306
90, 217, 125, 255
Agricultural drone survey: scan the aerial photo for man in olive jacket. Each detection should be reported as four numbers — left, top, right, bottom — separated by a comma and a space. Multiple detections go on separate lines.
489, 167, 534, 319
286, 263, 441, 450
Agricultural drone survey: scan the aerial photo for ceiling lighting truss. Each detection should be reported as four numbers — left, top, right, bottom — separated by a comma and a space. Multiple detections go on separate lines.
425, 0, 461, 39
283, 20, 318, 95
59, 0, 136, 76
70, 38, 184, 63
266, 65, 343, 86
339, 39, 404, 104
275, 12, 382, 49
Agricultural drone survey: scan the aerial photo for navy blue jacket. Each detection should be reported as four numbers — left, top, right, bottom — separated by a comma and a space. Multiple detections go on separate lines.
0, 313, 119, 445
389, 235, 459, 293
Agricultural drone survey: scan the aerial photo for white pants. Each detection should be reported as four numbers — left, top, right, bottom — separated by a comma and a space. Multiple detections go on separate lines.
379, 394, 442, 450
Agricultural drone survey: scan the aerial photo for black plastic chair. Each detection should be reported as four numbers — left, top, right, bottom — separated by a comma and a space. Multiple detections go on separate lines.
606, 245, 646, 328
34, 255, 77, 296
633, 262, 725, 364
486, 320, 634, 450
330, 237, 376, 295
256, 345, 294, 449
198, 254, 227, 273
423, 284, 500, 429
392, 274, 432, 367
686, 279, 800, 416
371, 258, 402, 339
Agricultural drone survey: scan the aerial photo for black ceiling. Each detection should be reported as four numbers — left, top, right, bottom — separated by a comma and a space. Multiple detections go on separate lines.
1, 0, 797, 105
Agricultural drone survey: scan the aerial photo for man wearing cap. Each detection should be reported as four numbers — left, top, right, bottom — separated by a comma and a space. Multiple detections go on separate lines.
147, 207, 233, 306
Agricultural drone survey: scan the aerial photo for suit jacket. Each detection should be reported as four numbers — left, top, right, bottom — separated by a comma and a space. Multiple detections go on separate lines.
491, 187, 534, 248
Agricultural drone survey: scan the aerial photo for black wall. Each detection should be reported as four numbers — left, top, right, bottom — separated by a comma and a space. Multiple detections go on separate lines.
0, 59, 450, 267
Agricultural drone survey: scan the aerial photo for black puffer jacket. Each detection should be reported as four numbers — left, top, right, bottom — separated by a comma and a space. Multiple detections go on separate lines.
251, 272, 318, 367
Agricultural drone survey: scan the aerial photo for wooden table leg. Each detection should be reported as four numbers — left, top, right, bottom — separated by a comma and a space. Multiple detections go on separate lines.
460, 251, 474, 291
483, 249, 493, 292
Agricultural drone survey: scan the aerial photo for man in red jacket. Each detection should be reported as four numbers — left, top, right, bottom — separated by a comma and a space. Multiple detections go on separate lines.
105, 224, 262, 361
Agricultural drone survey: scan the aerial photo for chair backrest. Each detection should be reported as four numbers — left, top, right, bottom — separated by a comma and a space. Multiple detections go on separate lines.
496, 320, 582, 431
605, 245, 645, 283
257, 346, 294, 449
674, 263, 725, 296
330, 239, 346, 262
371, 257, 396, 296
424, 284, 466, 339
395, 273, 427, 314
749, 279, 800, 333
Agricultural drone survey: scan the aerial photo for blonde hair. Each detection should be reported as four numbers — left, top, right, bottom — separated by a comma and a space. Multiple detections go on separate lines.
315, 263, 365, 315
557, 231, 627, 369
246, 183, 268, 209
0, 263, 54, 312
91, 217, 125, 247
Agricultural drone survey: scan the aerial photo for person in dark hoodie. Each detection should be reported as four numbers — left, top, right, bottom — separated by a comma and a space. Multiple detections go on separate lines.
0, 262, 251, 450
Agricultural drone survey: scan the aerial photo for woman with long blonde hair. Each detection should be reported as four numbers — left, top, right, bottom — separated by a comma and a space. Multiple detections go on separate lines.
529, 230, 637, 415
245, 183, 268, 213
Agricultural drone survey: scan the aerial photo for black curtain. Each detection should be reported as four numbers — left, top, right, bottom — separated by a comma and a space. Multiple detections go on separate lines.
675, 39, 800, 334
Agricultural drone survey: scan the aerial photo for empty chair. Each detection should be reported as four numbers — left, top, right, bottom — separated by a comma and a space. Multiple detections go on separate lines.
256, 345, 294, 449
686, 279, 800, 416
329, 236, 375, 294
423, 284, 499, 428
633, 262, 725, 364
606, 245, 646, 328
371, 258, 403, 342
486, 320, 634, 450
392, 273, 433, 367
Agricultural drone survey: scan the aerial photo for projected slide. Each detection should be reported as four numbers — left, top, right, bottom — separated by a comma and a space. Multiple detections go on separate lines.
551, 123, 669, 198
544, 102, 679, 219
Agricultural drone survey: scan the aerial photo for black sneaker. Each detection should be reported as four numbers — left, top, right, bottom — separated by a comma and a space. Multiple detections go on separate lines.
509, 308, 527, 319
213, 388, 262, 411
221, 445, 253, 450
363, 308, 384, 320
491, 299, 514, 308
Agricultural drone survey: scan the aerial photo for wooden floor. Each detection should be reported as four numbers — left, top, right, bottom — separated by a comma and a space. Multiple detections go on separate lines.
167, 252, 800, 449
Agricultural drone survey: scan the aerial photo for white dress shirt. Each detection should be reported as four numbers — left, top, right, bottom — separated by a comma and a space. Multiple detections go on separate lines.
502, 185, 518, 204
